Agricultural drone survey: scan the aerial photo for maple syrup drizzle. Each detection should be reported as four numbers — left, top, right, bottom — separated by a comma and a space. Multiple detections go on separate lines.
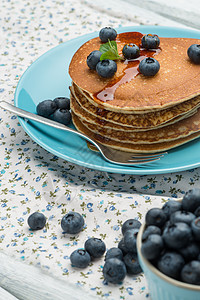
94, 32, 161, 102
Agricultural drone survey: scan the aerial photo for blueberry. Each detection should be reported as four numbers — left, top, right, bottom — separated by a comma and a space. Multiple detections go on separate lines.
70, 249, 91, 268
162, 220, 171, 232
191, 217, 200, 241
27, 212, 46, 230
87, 50, 102, 70
179, 242, 200, 261
96, 59, 117, 78
162, 200, 182, 220
36, 99, 57, 117
194, 206, 200, 217
187, 44, 200, 64
61, 212, 84, 234
84, 237, 106, 258
105, 247, 123, 261
142, 225, 161, 240
145, 207, 167, 228
52, 108, 71, 125
181, 260, 200, 284
121, 218, 141, 235
123, 252, 142, 275
141, 34, 160, 49
99, 27, 117, 43
122, 44, 140, 59
170, 210, 196, 225
123, 228, 139, 253
163, 222, 192, 249
118, 238, 129, 256
157, 251, 185, 280
139, 57, 160, 76
182, 188, 200, 212
103, 258, 127, 284
53, 97, 70, 110
141, 234, 164, 260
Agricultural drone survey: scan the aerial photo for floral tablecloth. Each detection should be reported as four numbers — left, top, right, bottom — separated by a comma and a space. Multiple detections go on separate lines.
1, 0, 200, 299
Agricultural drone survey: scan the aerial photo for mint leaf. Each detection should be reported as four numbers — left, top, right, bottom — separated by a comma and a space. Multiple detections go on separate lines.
99, 43, 111, 54
100, 50, 119, 61
109, 40, 118, 51
99, 40, 118, 53
99, 40, 123, 61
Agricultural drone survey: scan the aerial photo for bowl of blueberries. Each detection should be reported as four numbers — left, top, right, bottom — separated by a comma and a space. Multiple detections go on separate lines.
136, 188, 200, 300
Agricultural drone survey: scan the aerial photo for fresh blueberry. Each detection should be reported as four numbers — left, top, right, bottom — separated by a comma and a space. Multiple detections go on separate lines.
87, 50, 102, 70
99, 27, 117, 43
96, 59, 117, 78
61, 212, 84, 234
179, 242, 200, 261
162, 220, 172, 232
194, 206, 200, 217
145, 207, 167, 228
36, 99, 57, 117
191, 217, 200, 241
103, 258, 127, 284
105, 247, 123, 261
53, 97, 70, 110
141, 34, 160, 49
124, 228, 139, 253
123, 252, 142, 275
52, 108, 71, 125
181, 260, 200, 284
142, 225, 161, 240
141, 234, 164, 260
187, 44, 200, 64
170, 210, 196, 225
162, 200, 182, 220
27, 212, 46, 230
157, 251, 185, 280
70, 249, 91, 268
182, 188, 200, 212
163, 222, 192, 250
84, 237, 106, 258
118, 238, 129, 256
121, 218, 141, 235
122, 44, 140, 59
139, 57, 160, 76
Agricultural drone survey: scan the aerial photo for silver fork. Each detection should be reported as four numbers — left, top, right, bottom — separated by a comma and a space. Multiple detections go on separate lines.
0, 101, 167, 166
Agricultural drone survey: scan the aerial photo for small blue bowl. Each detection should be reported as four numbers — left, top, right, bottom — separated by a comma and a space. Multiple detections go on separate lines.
137, 221, 200, 300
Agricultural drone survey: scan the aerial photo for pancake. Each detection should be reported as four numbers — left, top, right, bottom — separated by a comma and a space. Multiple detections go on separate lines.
69, 32, 200, 112
70, 92, 134, 132
69, 30, 200, 154
71, 83, 200, 130
74, 106, 200, 144
72, 112, 200, 153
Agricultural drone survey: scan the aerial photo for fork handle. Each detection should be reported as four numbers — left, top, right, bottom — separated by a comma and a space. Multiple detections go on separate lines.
0, 101, 100, 150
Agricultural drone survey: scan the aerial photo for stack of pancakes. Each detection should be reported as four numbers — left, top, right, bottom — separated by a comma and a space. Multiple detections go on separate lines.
69, 31, 200, 153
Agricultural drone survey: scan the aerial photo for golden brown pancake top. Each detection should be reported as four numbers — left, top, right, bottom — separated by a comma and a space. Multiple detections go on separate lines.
69, 32, 200, 111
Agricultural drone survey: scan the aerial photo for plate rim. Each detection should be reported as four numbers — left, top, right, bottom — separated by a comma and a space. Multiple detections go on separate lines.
14, 25, 200, 175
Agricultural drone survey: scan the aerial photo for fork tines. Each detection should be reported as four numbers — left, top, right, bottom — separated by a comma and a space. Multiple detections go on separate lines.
130, 152, 168, 159
127, 152, 167, 163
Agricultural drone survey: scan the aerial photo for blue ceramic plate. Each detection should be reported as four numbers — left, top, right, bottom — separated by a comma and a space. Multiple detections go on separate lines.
14, 26, 200, 175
